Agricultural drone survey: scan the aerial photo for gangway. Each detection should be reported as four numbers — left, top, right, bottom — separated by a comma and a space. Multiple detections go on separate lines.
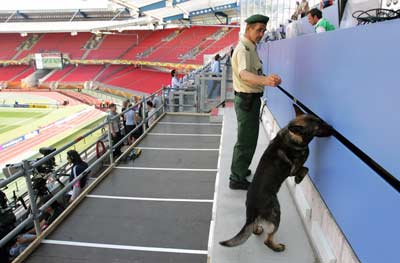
19, 113, 222, 263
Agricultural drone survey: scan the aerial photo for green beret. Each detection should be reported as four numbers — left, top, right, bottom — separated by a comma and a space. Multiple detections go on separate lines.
245, 14, 269, 24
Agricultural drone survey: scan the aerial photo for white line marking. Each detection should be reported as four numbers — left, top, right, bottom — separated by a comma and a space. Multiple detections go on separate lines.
148, 133, 220, 137
114, 166, 218, 172
158, 122, 222, 126
87, 195, 213, 203
139, 147, 219, 151
42, 240, 207, 255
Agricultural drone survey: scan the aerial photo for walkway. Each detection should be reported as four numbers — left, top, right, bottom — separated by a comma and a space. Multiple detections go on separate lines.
24, 114, 221, 263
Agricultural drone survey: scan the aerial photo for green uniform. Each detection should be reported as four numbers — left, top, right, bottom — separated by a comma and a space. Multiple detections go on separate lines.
230, 36, 264, 182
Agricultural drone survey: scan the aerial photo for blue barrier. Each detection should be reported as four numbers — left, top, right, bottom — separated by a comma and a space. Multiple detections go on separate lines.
259, 19, 400, 263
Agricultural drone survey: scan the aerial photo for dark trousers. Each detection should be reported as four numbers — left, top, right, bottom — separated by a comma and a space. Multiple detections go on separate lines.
112, 131, 122, 156
230, 94, 261, 182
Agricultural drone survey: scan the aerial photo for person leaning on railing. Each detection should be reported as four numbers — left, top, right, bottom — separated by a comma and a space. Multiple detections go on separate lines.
229, 14, 282, 190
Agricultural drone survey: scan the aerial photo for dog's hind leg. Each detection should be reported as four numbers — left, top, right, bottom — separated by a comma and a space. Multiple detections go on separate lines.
264, 225, 285, 252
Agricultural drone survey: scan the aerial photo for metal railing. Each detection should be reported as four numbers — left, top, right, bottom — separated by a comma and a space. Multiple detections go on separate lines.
0, 87, 167, 250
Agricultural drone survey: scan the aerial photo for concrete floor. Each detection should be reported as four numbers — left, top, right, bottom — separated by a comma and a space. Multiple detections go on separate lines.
25, 114, 220, 263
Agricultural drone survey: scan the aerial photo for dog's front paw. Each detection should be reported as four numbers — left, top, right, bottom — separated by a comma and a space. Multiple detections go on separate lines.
295, 175, 304, 184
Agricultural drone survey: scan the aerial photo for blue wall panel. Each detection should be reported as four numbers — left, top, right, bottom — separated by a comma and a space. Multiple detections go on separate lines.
259, 20, 400, 263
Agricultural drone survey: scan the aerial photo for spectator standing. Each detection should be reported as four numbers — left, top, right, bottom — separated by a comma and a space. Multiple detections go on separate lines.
107, 103, 123, 157
66, 150, 89, 203
208, 54, 221, 98
286, 15, 304, 39
230, 14, 281, 190
170, 69, 181, 90
307, 8, 335, 33
124, 105, 136, 145
170, 69, 181, 111
146, 101, 156, 127
299, 0, 310, 18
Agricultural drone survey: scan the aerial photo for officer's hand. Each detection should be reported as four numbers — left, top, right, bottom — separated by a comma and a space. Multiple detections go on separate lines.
264, 74, 281, 87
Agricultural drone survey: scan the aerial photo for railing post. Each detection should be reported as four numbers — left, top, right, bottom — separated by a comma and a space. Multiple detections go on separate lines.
161, 86, 166, 114
23, 160, 41, 235
141, 96, 147, 132
107, 114, 114, 164
221, 64, 227, 103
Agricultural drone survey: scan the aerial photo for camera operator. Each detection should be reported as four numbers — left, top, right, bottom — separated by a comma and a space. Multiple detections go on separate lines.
65, 150, 89, 203
0, 190, 16, 263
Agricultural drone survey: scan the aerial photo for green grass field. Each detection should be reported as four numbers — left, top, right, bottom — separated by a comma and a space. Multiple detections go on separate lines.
0, 105, 87, 144
0, 94, 106, 202
0, 115, 106, 201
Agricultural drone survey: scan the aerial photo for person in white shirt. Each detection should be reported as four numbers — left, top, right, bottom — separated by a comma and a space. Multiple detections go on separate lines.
171, 69, 181, 90
208, 54, 221, 98
286, 15, 304, 39
146, 101, 156, 127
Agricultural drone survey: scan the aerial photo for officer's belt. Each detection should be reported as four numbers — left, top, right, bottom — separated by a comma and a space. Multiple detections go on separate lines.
234, 91, 263, 99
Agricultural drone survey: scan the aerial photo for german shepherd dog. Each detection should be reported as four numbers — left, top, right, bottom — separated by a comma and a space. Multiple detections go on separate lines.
220, 108, 333, 252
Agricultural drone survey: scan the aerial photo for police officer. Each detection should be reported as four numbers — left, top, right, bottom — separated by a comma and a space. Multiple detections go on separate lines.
230, 14, 282, 190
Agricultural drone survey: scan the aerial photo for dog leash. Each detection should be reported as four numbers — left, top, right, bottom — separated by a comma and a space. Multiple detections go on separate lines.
275, 85, 400, 194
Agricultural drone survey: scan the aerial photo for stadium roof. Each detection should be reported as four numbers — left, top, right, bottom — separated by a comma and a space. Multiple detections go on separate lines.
0, 0, 239, 33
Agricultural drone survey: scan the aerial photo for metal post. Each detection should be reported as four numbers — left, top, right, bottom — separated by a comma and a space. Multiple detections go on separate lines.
221, 65, 227, 103
107, 115, 114, 164
23, 160, 41, 235
141, 96, 147, 132
161, 86, 166, 114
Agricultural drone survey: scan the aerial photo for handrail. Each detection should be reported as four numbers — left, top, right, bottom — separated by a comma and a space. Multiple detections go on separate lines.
0, 95, 153, 249
275, 85, 400, 193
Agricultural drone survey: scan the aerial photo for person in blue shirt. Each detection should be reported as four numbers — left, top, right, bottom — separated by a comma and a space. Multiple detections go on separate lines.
208, 54, 221, 98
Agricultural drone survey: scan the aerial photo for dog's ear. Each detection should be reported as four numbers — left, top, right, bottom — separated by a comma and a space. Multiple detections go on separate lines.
293, 104, 305, 117
288, 125, 305, 135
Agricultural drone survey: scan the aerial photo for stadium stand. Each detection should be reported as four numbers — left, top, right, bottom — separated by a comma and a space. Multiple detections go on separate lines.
60, 65, 104, 82
146, 26, 220, 63
0, 26, 238, 94
85, 31, 150, 59
45, 65, 75, 82
57, 90, 101, 106
102, 68, 171, 93
0, 33, 25, 59
0, 66, 30, 81
11, 66, 35, 81
190, 27, 239, 64
121, 29, 177, 59
17, 33, 92, 59
95, 65, 127, 82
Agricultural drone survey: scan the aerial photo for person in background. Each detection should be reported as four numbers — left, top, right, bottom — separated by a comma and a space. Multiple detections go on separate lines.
230, 14, 281, 190
66, 150, 89, 203
293, 1, 301, 19
208, 54, 221, 98
107, 103, 123, 157
299, 0, 310, 18
10, 196, 63, 258
170, 69, 181, 90
146, 101, 156, 127
307, 8, 335, 33
286, 14, 304, 39
124, 104, 136, 145
170, 69, 181, 111
320, 0, 334, 9
121, 99, 129, 138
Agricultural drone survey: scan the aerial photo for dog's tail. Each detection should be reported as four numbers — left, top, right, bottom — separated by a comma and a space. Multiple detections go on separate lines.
219, 222, 254, 247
